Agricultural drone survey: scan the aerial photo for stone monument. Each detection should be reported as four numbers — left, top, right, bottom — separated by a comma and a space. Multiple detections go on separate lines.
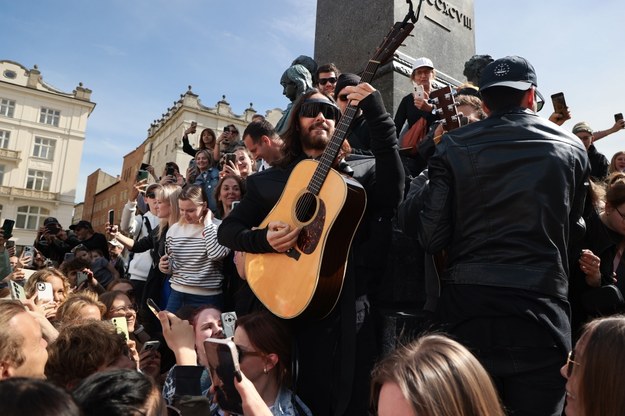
314, 0, 475, 114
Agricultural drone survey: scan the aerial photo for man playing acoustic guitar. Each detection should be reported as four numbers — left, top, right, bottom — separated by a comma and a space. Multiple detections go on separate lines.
218, 84, 403, 415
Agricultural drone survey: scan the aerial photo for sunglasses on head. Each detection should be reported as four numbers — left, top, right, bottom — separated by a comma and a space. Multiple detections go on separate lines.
145, 192, 156, 199
318, 77, 337, 86
299, 99, 341, 121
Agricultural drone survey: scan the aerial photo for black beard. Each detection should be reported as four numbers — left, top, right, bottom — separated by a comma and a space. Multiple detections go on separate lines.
301, 121, 332, 151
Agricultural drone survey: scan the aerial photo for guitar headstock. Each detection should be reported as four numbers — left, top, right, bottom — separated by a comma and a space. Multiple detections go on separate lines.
430, 86, 462, 131
371, 22, 415, 65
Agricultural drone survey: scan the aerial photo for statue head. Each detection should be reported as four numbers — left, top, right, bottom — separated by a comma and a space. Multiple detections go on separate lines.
280, 64, 313, 102
463, 54, 494, 86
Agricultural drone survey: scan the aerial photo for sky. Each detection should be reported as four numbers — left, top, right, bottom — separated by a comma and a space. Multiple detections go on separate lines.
2, 0, 625, 203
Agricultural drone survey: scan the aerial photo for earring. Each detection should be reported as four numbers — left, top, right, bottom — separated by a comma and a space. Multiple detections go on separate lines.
263, 366, 268, 374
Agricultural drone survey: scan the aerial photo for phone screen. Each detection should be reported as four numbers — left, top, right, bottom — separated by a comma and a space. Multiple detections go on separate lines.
2, 219, 15, 238
136, 169, 149, 182
76, 271, 88, 287
615, 113, 624, 122
551, 92, 569, 119
204, 339, 243, 415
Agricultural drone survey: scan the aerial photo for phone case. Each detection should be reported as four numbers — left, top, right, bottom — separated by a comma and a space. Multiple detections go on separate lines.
203, 338, 243, 415
111, 317, 130, 341
221, 312, 238, 338
36, 282, 54, 302
146, 298, 161, 317
76, 271, 88, 287
10, 280, 26, 301
140, 340, 161, 353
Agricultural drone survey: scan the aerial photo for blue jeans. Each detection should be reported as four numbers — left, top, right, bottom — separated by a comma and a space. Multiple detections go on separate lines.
165, 289, 224, 314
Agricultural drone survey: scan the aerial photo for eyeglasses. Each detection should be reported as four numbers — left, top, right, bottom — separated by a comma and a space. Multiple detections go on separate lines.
236, 345, 264, 361
566, 350, 580, 378
615, 206, 625, 221
338, 94, 349, 102
109, 304, 137, 314
299, 99, 341, 121
318, 77, 337, 85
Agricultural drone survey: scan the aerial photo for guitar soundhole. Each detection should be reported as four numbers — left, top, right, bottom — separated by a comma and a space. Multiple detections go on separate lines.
295, 192, 317, 223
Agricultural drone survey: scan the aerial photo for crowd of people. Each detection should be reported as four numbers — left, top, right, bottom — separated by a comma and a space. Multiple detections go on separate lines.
1, 51, 625, 416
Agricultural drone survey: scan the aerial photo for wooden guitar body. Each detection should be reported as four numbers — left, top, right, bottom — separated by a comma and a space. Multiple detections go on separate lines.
245, 160, 366, 319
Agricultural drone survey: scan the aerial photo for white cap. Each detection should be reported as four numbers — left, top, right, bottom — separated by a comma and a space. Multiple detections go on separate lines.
412, 57, 434, 71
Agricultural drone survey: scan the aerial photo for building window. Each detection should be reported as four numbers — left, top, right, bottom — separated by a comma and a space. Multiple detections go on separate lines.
0, 130, 9, 149
27, 169, 52, 191
32, 137, 56, 160
0, 99, 15, 118
16, 206, 50, 230
39, 107, 60, 127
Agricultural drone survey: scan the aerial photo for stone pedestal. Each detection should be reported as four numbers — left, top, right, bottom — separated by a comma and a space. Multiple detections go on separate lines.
314, 0, 475, 114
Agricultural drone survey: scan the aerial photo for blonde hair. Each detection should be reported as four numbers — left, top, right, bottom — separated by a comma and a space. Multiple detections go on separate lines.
24, 268, 70, 299
156, 183, 182, 239
56, 291, 106, 323
371, 334, 505, 416
608, 151, 625, 174
177, 184, 207, 225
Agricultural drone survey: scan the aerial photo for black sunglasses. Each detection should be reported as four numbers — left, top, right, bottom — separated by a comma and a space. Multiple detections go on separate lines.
299, 99, 341, 121
318, 77, 337, 85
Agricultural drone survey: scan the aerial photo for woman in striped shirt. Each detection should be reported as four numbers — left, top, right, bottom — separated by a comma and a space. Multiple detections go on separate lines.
159, 185, 230, 312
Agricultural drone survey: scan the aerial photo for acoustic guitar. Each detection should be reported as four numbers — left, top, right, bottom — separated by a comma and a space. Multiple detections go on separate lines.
245, 14, 418, 319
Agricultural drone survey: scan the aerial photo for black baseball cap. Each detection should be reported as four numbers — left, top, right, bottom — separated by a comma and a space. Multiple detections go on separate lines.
43, 217, 60, 226
479, 56, 545, 102
69, 220, 93, 231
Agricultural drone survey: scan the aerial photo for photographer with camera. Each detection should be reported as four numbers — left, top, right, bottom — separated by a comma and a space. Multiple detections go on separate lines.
34, 217, 80, 266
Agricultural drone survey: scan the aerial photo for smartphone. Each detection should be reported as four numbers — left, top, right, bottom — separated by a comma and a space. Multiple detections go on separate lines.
5, 240, 15, 249
225, 153, 236, 165
231, 201, 240, 209
615, 113, 624, 122
223, 126, 230, 133
136, 169, 149, 182
36, 281, 54, 303
75, 271, 88, 287
140, 162, 150, 171
551, 92, 569, 119
64, 252, 75, 262
204, 338, 243, 415
111, 316, 130, 341
140, 340, 161, 354
22, 245, 36, 267
413, 83, 425, 99
146, 298, 161, 318
10, 280, 26, 301
166, 166, 175, 177
2, 219, 15, 239
221, 311, 238, 338
107, 209, 115, 226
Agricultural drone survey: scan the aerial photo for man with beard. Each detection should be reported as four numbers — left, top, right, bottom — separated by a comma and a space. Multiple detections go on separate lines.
218, 85, 404, 415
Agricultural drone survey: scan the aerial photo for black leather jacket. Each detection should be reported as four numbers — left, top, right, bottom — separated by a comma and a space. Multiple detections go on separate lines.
400, 107, 590, 300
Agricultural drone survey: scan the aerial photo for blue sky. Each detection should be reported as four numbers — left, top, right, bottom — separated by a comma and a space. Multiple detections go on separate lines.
2, 0, 625, 202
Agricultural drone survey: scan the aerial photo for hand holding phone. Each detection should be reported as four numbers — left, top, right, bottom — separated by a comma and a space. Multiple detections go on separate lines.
111, 316, 130, 341
107, 210, 115, 226
414, 84, 425, 100
551, 92, 571, 121
204, 338, 244, 415
615, 113, 624, 129
140, 340, 161, 354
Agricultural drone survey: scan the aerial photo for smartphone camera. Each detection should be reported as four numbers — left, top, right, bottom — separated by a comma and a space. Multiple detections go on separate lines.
36, 282, 46, 291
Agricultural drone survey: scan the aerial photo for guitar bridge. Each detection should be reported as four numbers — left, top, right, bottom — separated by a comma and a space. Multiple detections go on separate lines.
285, 248, 301, 260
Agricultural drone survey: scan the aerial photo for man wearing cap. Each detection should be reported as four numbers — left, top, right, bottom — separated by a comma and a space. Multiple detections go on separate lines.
572, 121, 609, 181
400, 56, 589, 415
34, 217, 80, 266
334, 73, 373, 154
108, 239, 127, 278
70, 220, 110, 260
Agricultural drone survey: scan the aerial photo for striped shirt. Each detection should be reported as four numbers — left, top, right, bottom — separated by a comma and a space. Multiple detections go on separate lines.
166, 221, 230, 292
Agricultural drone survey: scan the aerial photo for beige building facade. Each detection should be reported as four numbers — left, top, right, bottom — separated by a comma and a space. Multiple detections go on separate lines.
79, 87, 282, 228
0, 60, 95, 246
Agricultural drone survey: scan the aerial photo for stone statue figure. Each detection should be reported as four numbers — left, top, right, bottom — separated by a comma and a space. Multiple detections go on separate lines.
275, 64, 314, 134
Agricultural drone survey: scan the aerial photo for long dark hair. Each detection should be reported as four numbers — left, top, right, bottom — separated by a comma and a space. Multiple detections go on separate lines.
276, 89, 327, 168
